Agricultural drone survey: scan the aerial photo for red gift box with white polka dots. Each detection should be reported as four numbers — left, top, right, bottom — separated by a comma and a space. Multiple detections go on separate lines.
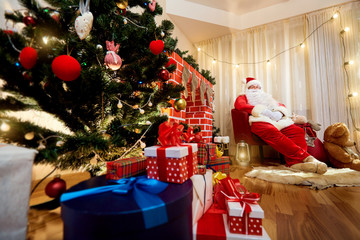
144, 144, 198, 184
226, 200, 264, 236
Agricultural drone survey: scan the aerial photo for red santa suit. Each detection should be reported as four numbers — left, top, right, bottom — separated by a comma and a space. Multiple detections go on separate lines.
234, 78, 310, 166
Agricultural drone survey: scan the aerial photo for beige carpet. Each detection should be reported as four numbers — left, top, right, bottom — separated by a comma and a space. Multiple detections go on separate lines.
245, 165, 360, 189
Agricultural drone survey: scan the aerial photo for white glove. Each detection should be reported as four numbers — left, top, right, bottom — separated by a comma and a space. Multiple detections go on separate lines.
262, 109, 283, 121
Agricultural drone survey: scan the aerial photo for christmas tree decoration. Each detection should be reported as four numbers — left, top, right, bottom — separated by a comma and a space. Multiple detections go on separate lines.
173, 98, 187, 111
45, 175, 67, 198
116, 0, 128, 9
51, 55, 81, 81
24, 132, 35, 140
160, 31, 165, 37
117, 100, 123, 108
158, 69, 170, 81
140, 141, 146, 148
104, 41, 122, 70
50, 11, 60, 22
22, 71, 32, 81
19, 47, 37, 69
0, 122, 10, 132
149, 40, 164, 55
117, 8, 127, 16
74, 0, 93, 40
23, 15, 36, 26
165, 58, 176, 68
149, 0, 156, 12
0, 0, 201, 176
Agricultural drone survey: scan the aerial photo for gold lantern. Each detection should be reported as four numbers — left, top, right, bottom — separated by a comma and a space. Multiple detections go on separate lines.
235, 140, 250, 166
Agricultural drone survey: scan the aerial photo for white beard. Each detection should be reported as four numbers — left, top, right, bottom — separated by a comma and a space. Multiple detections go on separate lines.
246, 89, 278, 109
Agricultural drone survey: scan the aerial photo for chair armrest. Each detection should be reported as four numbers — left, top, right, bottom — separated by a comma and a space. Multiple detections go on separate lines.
231, 109, 266, 145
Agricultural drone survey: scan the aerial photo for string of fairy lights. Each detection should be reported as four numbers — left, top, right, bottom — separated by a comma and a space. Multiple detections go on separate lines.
196, 11, 359, 134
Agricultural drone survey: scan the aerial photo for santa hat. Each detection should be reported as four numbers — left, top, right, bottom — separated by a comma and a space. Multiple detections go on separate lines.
246, 77, 262, 89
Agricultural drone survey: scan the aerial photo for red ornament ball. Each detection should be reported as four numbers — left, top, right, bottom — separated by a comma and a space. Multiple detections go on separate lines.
117, 8, 127, 16
51, 55, 81, 81
23, 16, 36, 26
45, 175, 66, 198
149, 40, 164, 55
165, 58, 176, 68
19, 47, 38, 69
158, 69, 170, 81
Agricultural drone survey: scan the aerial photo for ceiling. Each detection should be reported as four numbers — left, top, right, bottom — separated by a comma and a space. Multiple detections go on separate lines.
166, 0, 353, 43
187, 0, 288, 15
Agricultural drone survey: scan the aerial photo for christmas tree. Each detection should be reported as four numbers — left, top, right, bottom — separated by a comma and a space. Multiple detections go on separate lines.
0, 0, 185, 175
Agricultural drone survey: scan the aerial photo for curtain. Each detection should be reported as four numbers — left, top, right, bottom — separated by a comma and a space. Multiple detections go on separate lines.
196, 1, 360, 156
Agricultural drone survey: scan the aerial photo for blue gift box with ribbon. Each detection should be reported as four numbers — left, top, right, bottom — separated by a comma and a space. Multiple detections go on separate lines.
61, 175, 193, 240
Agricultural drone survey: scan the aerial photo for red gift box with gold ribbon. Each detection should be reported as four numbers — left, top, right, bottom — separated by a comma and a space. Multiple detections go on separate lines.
144, 121, 198, 184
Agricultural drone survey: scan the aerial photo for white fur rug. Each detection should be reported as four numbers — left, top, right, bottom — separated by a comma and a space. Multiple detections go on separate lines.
245, 166, 360, 189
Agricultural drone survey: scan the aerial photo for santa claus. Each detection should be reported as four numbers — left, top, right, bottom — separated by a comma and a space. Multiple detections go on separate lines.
234, 77, 327, 174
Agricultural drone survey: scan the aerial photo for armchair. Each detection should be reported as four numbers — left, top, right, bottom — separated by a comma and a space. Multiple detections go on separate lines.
231, 108, 266, 161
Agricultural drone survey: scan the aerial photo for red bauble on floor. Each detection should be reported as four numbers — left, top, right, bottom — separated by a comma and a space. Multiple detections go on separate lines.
45, 175, 67, 198
51, 55, 81, 81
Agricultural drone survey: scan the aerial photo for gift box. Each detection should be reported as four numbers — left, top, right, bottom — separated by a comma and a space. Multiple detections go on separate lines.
144, 144, 198, 184
214, 136, 230, 144
106, 156, 146, 180
61, 175, 193, 240
193, 210, 270, 240
214, 136, 230, 156
191, 169, 213, 225
0, 144, 37, 240
207, 156, 231, 175
198, 143, 217, 164
227, 201, 264, 236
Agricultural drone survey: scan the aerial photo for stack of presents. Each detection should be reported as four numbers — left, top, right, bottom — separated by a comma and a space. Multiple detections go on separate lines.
59, 121, 270, 239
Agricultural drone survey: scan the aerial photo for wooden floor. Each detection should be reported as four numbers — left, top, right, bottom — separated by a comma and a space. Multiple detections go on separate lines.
27, 161, 360, 240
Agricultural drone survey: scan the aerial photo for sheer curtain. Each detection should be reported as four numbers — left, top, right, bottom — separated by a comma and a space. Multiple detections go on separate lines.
196, 1, 360, 156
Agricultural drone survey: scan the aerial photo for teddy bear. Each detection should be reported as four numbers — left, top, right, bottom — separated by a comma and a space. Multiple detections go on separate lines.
323, 122, 360, 171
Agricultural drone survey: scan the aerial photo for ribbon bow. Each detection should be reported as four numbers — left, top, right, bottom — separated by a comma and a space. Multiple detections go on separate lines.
182, 126, 203, 143
213, 177, 260, 214
157, 120, 183, 146
60, 176, 168, 229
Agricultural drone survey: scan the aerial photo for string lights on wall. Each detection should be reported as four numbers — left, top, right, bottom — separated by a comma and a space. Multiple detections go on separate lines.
196, 10, 359, 134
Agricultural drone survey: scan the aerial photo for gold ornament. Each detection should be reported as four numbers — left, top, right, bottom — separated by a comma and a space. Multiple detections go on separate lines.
24, 132, 35, 140
116, 0, 128, 9
174, 98, 187, 111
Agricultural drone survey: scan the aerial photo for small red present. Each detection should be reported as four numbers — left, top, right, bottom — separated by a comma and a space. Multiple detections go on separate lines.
198, 143, 217, 164
193, 210, 270, 239
207, 156, 230, 175
106, 157, 146, 180
144, 144, 198, 184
